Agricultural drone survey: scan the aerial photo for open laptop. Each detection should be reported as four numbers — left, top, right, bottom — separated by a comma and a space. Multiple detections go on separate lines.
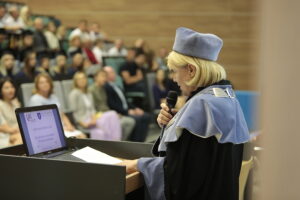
15, 104, 82, 161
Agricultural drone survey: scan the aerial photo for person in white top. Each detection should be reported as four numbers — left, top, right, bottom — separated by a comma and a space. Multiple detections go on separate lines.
3, 6, 25, 31
69, 19, 90, 41
44, 21, 60, 51
108, 39, 127, 57
92, 38, 107, 65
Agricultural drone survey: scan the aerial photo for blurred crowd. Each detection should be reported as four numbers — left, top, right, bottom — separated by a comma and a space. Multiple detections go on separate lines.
0, 2, 182, 148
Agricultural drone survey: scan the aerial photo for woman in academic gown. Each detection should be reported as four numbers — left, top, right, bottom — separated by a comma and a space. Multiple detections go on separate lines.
120, 27, 250, 200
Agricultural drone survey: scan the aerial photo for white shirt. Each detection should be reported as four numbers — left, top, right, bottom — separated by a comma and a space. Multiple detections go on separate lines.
108, 47, 127, 57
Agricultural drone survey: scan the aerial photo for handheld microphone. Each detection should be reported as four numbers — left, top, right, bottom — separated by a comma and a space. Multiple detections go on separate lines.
159, 91, 178, 156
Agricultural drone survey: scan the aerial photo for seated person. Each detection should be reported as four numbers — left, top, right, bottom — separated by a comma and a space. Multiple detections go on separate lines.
44, 21, 60, 54
50, 52, 72, 80
67, 35, 81, 57
0, 78, 22, 147
36, 52, 51, 74
19, 30, 34, 62
108, 39, 127, 57
69, 72, 121, 141
0, 51, 17, 79
28, 73, 86, 138
89, 69, 135, 140
104, 66, 150, 142
15, 51, 39, 86
82, 37, 98, 64
92, 38, 106, 65
119, 51, 148, 109
67, 51, 84, 77
3, 6, 25, 31
32, 18, 49, 55
152, 69, 168, 109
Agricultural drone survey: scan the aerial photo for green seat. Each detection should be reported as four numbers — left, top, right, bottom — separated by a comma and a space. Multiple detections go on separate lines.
102, 56, 126, 73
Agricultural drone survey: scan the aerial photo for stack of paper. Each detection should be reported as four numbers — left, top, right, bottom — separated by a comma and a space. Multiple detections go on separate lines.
72, 146, 122, 164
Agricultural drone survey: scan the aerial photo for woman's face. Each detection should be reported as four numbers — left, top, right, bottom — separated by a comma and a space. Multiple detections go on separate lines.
171, 65, 195, 96
75, 73, 87, 89
37, 76, 51, 95
1, 81, 15, 101
3, 54, 14, 69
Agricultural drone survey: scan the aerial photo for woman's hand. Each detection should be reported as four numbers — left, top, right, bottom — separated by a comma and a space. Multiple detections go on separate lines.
157, 103, 177, 127
118, 159, 138, 174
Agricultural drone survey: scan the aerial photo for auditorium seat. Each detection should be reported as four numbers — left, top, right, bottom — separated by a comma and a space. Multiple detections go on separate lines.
61, 79, 74, 112
102, 56, 126, 73
20, 83, 34, 107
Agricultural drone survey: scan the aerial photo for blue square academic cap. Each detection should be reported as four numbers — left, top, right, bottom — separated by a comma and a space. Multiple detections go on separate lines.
173, 27, 223, 61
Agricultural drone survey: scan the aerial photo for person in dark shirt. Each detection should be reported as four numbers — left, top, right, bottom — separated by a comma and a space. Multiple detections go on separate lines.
19, 30, 34, 62
50, 52, 72, 80
104, 66, 150, 142
15, 51, 38, 86
67, 51, 84, 78
32, 18, 49, 56
119, 51, 148, 109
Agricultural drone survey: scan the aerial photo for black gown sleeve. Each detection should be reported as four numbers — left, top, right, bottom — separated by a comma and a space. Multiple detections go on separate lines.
164, 129, 244, 200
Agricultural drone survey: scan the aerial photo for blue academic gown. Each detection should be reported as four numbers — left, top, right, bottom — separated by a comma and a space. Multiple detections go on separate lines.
138, 82, 250, 200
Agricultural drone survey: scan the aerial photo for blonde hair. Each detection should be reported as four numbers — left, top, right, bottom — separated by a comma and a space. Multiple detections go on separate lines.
167, 51, 226, 88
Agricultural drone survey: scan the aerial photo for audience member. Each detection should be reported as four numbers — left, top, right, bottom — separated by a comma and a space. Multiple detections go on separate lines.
69, 71, 121, 140
3, 6, 24, 31
50, 52, 72, 80
89, 22, 106, 42
67, 52, 84, 77
15, 51, 38, 86
152, 69, 168, 109
0, 78, 22, 148
126, 47, 136, 62
119, 50, 147, 108
155, 47, 168, 71
92, 38, 106, 65
32, 18, 49, 55
19, 6, 33, 28
19, 30, 34, 61
89, 69, 136, 140
104, 66, 150, 142
36, 52, 51, 74
82, 37, 98, 64
67, 35, 81, 56
56, 25, 67, 52
0, 6, 8, 28
28, 73, 86, 138
83, 57, 101, 77
44, 21, 60, 54
0, 51, 17, 79
69, 19, 90, 41
108, 39, 127, 57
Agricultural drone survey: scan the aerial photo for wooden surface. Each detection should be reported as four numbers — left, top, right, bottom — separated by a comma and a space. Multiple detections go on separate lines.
125, 171, 144, 194
6, 0, 258, 90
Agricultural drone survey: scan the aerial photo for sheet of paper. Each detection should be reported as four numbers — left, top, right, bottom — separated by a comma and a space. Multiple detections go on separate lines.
72, 146, 122, 164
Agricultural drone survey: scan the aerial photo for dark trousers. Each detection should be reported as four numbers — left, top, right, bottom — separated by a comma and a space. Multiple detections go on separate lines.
129, 113, 151, 142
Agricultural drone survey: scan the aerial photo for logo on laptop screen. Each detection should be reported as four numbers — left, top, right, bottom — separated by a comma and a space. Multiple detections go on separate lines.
37, 113, 42, 120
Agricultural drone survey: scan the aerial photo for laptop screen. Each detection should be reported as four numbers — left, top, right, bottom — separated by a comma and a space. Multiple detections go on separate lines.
18, 107, 66, 156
